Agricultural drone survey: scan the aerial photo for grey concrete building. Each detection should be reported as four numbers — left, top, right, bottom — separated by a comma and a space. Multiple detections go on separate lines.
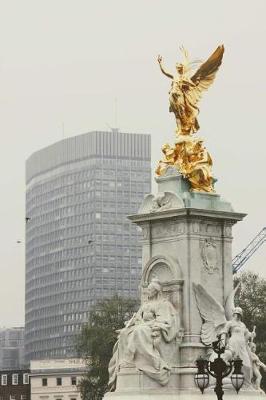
25, 130, 151, 362
0, 328, 25, 370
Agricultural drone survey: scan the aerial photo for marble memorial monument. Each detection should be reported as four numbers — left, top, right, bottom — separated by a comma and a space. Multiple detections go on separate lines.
103, 46, 265, 399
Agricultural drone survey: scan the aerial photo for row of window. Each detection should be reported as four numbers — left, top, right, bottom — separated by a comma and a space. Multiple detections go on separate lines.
1, 395, 28, 400
26, 300, 91, 318
26, 262, 140, 289
42, 376, 76, 386
27, 166, 150, 199
26, 347, 75, 359
1, 374, 29, 385
28, 220, 137, 241
29, 234, 138, 252
26, 244, 140, 267
27, 234, 138, 257
26, 251, 140, 274
0, 374, 76, 387
27, 178, 149, 210
28, 163, 148, 187
26, 187, 146, 218
26, 205, 141, 230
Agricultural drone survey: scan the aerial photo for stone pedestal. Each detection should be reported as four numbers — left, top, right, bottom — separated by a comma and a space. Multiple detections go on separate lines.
103, 170, 264, 399
127, 171, 245, 390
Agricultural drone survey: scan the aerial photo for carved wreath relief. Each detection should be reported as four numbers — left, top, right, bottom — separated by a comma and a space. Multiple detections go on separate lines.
201, 238, 218, 274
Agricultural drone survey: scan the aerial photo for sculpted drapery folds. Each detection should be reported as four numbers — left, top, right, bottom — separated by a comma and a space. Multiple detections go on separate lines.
156, 137, 213, 192
193, 284, 260, 390
221, 307, 255, 387
108, 279, 179, 390
158, 45, 224, 136
156, 46, 224, 193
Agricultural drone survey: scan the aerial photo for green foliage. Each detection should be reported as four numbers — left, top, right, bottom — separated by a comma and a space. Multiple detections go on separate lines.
76, 295, 138, 400
234, 271, 266, 391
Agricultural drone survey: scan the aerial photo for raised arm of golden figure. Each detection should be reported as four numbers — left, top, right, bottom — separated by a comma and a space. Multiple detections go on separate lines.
157, 55, 174, 79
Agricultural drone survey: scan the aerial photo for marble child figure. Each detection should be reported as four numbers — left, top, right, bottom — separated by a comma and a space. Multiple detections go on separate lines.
249, 342, 266, 390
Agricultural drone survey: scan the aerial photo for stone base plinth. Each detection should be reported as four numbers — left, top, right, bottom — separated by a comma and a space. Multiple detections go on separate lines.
104, 388, 264, 399
105, 368, 265, 399
115, 367, 181, 391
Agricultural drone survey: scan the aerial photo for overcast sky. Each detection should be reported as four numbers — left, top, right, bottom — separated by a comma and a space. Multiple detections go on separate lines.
0, 0, 265, 327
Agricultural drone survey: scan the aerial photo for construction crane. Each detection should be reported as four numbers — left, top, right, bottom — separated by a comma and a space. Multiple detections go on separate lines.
232, 227, 266, 274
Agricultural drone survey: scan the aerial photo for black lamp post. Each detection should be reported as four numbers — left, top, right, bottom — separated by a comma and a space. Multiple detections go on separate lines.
195, 335, 244, 399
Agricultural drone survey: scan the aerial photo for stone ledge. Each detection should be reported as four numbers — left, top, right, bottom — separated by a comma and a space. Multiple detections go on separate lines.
104, 388, 265, 399
128, 207, 246, 224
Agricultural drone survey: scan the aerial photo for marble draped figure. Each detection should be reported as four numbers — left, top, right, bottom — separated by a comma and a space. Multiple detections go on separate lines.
108, 279, 179, 390
193, 284, 258, 389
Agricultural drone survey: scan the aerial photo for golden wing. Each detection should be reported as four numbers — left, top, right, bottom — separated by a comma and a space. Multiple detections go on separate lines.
188, 45, 224, 105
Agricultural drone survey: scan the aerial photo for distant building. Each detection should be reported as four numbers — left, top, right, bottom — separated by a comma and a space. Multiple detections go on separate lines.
30, 359, 86, 400
0, 369, 30, 400
25, 130, 151, 361
0, 328, 25, 370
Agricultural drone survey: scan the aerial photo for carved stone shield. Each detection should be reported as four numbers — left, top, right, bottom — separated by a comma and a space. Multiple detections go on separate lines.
201, 239, 218, 274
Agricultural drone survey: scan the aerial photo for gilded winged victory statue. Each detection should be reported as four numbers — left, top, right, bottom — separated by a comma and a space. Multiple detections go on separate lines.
156, 46, 224, 193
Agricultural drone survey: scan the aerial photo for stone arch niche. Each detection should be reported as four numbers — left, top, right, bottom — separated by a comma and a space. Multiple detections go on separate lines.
141, 255, 184, 358
142, 255, 182, 282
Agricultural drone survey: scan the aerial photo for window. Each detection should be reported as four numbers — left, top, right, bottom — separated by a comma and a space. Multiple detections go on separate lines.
21, 395, 27, 400
71, 377, 77, 386
56, 377, 62, 386
1, 375, 7, 385
10, 396, 16, 400
23, 374, 29, 385
42, 378, 47, 386
12, 374, 18, 385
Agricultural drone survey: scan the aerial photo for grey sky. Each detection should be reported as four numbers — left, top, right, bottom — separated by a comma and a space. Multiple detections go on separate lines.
0, 0, 265, 326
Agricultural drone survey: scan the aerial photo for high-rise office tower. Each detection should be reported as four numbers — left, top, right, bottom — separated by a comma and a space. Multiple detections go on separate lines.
25, 130, 151, 361
0, 327, 25, 369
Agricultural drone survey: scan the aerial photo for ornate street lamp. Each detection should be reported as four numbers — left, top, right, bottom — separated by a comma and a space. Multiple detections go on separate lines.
195, 336, 244, 399
194, 357, 209, 393
231, 357, 245, 394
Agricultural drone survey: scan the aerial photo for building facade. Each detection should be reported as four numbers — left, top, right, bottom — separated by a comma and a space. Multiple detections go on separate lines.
0, 369, 30, 400
30, 359, 85, 400
25, 130, 151, 361
0, 328, 25, 370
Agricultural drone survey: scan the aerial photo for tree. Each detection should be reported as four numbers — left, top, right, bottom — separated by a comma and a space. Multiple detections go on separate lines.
76, 295, 138, 400
234, 271, 266, 391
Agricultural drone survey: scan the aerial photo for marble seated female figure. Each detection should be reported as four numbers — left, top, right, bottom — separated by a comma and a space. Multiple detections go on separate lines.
108, 278, 179, 390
